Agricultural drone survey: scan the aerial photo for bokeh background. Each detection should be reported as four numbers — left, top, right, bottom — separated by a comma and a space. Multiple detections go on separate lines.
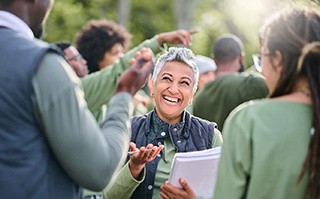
45, 0, 320, 67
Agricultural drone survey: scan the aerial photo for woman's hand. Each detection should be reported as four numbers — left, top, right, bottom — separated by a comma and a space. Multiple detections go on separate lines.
160, 179, 196, 199
128, 142, 164, 179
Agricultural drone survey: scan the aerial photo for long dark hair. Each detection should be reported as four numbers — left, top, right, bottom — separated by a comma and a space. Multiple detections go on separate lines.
260, 7, 320, 198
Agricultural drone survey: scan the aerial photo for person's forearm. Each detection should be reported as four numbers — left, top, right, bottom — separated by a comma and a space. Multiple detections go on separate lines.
104, 162, 145, 199
89, 92, 134, 190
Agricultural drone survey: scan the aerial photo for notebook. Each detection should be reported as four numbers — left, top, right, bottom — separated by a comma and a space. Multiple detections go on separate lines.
168, 147, 222, 199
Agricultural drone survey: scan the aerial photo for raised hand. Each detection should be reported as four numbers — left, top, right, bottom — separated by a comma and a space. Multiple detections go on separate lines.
115, 48, 154, 96
128, 142, 164, 180
157, 29, 198, 47
160, 179, 196, 199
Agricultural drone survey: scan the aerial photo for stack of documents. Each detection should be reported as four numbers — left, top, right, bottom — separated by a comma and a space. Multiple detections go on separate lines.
168, 147, 222, 199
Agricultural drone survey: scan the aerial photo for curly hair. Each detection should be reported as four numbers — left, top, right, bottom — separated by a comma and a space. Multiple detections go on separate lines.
76, 20, 131, 73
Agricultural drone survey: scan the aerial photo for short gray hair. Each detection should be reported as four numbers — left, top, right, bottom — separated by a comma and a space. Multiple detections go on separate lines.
152, 47, 199, 93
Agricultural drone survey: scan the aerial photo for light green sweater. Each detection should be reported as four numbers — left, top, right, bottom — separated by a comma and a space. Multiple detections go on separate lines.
214, 100, 312, 199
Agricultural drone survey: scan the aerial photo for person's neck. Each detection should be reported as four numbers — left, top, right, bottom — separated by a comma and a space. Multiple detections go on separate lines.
154, 109, 183, 125
275, 79, 312, 104
215, 61, 240, 78
293, 78, 311, 97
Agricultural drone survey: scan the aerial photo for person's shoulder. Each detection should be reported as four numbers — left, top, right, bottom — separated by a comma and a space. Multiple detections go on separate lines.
211, 72, 268, 96
204, 73, 245, 88
198, 73, 251, 94
221, 72, 265, 84
240, 71, 266, 83
196, 74, 235, 93
228, 99, 274, 119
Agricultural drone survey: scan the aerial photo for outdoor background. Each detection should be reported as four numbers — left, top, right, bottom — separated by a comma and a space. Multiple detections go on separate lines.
45, 0, 320, 68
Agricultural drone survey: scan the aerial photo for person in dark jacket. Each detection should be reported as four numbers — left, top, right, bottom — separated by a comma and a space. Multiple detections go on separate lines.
104, 47, 223, 199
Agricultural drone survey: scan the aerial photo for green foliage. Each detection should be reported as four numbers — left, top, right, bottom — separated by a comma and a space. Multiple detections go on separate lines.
45, 1, 88, 43
45, 0, 119, 44
129, 0, 175, 47
45, 0, 320, 67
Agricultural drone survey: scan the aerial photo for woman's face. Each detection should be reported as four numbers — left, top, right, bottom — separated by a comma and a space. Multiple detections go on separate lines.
98, 43, 124, 69
151, 61, 194, 124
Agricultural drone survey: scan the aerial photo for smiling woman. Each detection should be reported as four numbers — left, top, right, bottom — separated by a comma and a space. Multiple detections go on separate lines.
104, 47, 223, 199
149, 48, 198, 124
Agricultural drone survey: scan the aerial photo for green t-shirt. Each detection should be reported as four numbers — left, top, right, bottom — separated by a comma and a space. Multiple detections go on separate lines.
214, 100, 312, 199
193, 72, 268, 131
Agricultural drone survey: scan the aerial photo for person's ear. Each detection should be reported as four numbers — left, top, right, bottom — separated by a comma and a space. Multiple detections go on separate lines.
240, 55, 244, 65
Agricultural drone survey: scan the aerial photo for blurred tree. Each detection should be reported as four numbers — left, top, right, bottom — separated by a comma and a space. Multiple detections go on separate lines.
118, 0, 131, 28
174, 0, 195, 30
45, 0, 320, 67
129, 0, 175, 47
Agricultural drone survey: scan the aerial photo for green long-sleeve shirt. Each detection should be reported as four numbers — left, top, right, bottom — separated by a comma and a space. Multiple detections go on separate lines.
104, 128, 223, 199
214, 100, 312, 199
32, 52, 134, 191
81, 36, 162, 123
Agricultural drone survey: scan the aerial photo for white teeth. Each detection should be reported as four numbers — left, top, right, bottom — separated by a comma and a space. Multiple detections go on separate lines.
164, 96, 179, 103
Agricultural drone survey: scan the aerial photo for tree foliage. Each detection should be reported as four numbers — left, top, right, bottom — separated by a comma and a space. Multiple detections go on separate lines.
45, 0, 320, 67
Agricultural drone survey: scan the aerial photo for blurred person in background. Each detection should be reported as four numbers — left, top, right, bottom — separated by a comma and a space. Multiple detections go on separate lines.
213, 34, 245, 78
55, 41, 89, 77
193, 34, 268, 131
195, 54, 217, 90
76, 19, 131, 73
185, 54, 217, 114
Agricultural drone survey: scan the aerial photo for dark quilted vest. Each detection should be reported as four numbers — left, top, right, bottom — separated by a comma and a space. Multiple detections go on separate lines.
129, 110, 215, 199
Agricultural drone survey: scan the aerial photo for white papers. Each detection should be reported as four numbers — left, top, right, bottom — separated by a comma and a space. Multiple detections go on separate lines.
168, 147, 222, 199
